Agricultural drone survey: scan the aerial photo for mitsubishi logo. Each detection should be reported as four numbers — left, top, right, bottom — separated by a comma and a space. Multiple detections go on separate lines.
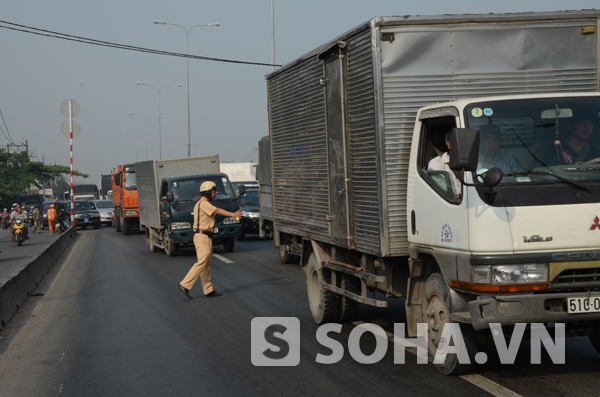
591, 216, 600, 230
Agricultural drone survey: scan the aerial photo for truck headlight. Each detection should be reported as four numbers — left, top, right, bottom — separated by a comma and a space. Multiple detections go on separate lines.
222, 216, 240, 225
124, 210, 138, 216
242, 211, 259, 218
171, 222, 191, 230
472, 264, 548, 284
74, 214, 82, 219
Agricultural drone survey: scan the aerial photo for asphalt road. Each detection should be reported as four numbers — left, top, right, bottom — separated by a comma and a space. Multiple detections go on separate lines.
0, 226, 599, 396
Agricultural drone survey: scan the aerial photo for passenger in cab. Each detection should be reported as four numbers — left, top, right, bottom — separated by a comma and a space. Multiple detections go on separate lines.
428, 130, 461, 196
543, 115, 600, 165
477, 124, 521, 173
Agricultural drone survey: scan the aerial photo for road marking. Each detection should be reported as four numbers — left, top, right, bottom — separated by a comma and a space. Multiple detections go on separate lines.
460, 374, 523, 397
214, 254, 233, 264
351, 321, 523, 397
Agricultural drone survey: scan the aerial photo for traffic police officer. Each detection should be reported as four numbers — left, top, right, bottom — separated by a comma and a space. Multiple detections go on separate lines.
178, 181, 242, 299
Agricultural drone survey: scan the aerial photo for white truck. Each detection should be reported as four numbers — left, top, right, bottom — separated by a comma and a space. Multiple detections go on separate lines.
219, 162, 258, 192
265, 10, 600, 375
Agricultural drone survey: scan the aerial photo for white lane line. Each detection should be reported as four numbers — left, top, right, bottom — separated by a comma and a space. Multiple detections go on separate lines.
213, 254, 233, 264
352, 321, 523, 397
459, 374, 523, 397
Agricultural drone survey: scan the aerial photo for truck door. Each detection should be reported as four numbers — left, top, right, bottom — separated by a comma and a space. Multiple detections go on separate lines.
408, 110, 469, 253
321, 43, 353, 247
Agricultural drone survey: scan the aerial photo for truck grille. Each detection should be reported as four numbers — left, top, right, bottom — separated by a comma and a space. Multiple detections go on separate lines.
549, 268, 600, 291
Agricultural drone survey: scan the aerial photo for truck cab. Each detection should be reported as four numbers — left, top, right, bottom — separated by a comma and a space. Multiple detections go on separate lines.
408, 92, 600, 337
159, 173, 241, 254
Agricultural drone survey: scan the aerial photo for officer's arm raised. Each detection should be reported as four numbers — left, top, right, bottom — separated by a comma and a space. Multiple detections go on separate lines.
214, 208, 242, 218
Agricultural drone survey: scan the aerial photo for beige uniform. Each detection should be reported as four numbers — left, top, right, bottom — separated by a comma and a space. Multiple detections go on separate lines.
180, 197, 216, 294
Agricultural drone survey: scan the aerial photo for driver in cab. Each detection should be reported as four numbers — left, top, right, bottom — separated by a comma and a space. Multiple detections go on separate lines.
477, 124, 521, 174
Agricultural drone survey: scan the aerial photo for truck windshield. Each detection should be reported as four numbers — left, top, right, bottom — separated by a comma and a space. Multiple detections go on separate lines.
172, 176, 235, 202
124, 172, 136, 190
465, 97, 600, 185
240, 190, 259, 205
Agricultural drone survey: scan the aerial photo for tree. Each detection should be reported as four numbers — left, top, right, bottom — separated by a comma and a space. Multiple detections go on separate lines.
0, 149, 89, 205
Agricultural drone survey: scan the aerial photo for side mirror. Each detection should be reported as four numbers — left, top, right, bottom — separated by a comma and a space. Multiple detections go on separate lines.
114, 173, 121, 186
166, 192, 174, 203
448, 128, 479, 172
477, 167, 503, 188
239, 184, 246, 196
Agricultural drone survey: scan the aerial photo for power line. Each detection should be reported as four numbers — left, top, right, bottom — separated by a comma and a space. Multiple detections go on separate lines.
0, 20, 282, 68
0, 108, 14, 144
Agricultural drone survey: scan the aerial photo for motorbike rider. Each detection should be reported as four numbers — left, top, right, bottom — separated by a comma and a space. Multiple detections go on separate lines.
1, 208, 9, 229
10, 205, 30, 242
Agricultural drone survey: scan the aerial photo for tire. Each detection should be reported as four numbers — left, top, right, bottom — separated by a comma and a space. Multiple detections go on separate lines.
588, 329, 600, 355
93, 223, 100, 230
306, 252, 339, 324
115, 211, 121, 232
122, 217, 132, 235
337, 274, 361, 323
279, 244, 294, 264
223, 237, 235, 252
81, 225, 87, 230
163, 229, 177, 257
17, 235, 22, 246
423, 273, 477, 375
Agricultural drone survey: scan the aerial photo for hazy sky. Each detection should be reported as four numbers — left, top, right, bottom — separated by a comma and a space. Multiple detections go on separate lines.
1, 1, 599, 185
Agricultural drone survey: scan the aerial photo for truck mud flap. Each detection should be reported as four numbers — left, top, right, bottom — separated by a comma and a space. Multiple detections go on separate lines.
321, 260, 388, 308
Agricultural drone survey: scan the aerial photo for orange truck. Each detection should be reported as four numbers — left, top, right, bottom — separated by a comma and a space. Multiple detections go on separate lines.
111, 164, 139, 235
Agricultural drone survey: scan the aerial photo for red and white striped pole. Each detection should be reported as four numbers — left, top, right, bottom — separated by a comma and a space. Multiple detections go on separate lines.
69, 100, 74, 226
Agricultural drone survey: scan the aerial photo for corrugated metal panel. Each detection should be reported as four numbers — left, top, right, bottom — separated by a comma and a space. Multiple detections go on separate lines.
347, 30, 381, 255
269, 57, 330, 238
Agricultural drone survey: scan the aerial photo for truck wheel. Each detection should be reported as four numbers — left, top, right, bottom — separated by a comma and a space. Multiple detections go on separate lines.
115, 211, 121, 232
588, 329, 600, 355
338, 274, 361, 323
147, 230, 157, 253
423, 273, 477, 375
223, 237, 235, 252
306, 252, 339, 324
122, 218, 132, 235
279, 244, 294, 264
163, 230, 177, 257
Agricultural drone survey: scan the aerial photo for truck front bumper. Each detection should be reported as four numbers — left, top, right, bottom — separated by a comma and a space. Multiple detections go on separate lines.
170, 224, 241, 245
469, 291, 600, 330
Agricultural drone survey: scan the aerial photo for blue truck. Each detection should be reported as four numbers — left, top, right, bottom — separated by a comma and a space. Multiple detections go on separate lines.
136, 155, 241, 256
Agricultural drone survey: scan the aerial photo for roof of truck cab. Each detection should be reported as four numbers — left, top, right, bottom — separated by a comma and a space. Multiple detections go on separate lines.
265, 9, 600, 80
166, 173, 228, 182
419, 91, 600, 112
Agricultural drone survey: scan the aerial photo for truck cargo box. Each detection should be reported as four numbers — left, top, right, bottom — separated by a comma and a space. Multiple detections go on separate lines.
266, 10, 600, 258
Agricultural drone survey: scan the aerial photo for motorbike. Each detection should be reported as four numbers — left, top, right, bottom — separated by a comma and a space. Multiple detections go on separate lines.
12, 219, 26, 246
55, 211, 69, 234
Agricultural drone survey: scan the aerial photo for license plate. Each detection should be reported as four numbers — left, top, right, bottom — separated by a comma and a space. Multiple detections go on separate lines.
213, 228, 219, 233
84, 219, 90, 223
567, 297, 600, 314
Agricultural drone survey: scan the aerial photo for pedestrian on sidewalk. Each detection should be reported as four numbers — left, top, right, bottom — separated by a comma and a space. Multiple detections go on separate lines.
47, 204, 57, 235
178, 181, 242, 299
32, 206, 42, 233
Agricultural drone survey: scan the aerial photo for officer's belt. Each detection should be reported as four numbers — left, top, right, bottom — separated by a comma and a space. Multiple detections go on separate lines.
195, 229, 213, 238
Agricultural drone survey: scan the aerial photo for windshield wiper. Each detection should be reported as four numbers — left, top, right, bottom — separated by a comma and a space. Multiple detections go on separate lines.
504, 170, 590, 193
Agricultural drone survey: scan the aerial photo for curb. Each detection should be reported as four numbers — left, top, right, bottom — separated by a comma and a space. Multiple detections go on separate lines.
0, 227, 78, 331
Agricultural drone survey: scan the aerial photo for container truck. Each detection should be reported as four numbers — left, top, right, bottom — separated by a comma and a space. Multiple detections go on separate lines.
111, 164, 140, 235
136, 155, 242, 256
265, 10, 600, 375
100, 174, 112, 199
220, 162, 258, 191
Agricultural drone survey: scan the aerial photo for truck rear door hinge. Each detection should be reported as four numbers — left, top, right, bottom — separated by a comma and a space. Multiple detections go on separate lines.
381, 33, 395, 42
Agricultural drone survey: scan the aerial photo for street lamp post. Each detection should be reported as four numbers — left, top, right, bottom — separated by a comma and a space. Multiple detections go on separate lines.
154, 19, 220, 157
129, 113, 159, 160
136, 82, 182, 159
